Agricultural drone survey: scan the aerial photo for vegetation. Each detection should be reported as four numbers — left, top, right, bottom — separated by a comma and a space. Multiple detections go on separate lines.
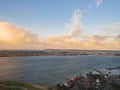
0, 87, 23, 90
47, 86, 54, 90
0, 81, 43, 90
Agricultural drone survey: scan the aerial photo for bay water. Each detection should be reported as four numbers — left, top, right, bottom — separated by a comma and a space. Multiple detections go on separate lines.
0, 55, 120, 85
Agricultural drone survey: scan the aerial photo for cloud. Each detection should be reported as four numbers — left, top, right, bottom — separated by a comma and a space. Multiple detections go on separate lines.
96, 23, 120, 35
41, 10, 120, 50
43, 35, 120, 50
0, 10, 120, 50
116, 35, 120, 40
100, 23, 120, 31
95, 0, 103, 7
0, 21, 120, 50
93, 35, 110, 41
83, 4, 92, 13
45, 9, 82, 42
42, 9, 82, 49
0, 22, 39, 49
64, 9, 82, 38
114, 34, 120, 44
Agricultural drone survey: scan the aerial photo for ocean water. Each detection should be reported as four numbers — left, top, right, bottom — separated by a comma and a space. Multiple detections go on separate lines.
0, 55, 120, 85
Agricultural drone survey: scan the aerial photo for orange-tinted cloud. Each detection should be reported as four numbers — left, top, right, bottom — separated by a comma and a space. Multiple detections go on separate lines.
0, 22, 39, 49
44, 35, 120, 50
0, 10, 120, 50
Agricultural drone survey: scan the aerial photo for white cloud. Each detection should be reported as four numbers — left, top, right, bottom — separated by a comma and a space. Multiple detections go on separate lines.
95, 0, 103, 7
96, 23, 120, 35
64, 9, 82, 38
48, 9, 82, 40
83, 4, 92, 13
100, 23, 120, 31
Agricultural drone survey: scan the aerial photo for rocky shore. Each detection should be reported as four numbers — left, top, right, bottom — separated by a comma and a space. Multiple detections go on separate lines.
54, 69, 120, 90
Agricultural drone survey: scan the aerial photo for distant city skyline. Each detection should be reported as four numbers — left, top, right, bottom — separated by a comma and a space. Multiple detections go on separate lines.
0, 0, 120, 50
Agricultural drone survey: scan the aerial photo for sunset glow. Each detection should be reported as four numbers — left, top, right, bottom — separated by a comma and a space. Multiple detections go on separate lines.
0, 0, 120, 50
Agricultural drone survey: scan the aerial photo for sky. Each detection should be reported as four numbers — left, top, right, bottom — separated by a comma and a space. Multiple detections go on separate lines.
0, 0, 120, 50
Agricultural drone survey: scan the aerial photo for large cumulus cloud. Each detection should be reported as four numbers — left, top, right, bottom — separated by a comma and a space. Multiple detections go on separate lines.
0, 10, 120, 50
0, 22, 39, 49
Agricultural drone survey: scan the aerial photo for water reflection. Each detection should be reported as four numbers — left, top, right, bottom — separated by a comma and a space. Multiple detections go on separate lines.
0, 55, 120, 85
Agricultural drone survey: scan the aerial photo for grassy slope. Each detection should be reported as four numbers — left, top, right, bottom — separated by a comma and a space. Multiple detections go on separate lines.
0, 81, 43, 90
0, 87, 23, 90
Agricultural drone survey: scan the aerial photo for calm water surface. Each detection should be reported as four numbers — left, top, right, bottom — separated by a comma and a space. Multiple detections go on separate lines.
0, 55, 120, 85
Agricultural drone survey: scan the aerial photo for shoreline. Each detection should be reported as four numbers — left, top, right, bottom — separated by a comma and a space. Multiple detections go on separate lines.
0, 50, 120, 57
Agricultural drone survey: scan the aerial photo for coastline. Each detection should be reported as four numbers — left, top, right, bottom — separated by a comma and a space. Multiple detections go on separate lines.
0, 50, 120, 57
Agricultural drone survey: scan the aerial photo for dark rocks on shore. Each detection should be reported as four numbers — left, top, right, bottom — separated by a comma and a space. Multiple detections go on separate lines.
54, 70, 120, 90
